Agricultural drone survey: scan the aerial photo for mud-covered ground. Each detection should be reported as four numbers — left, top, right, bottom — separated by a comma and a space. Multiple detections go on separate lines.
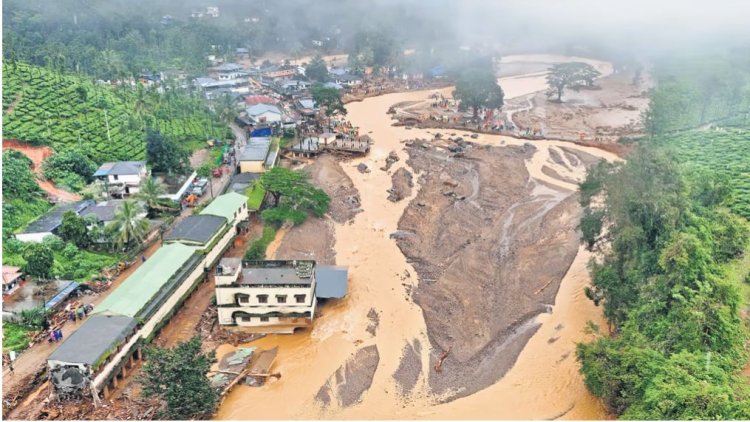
511, 69, 652, 141
395, 137, 590, 401
273, 155, 360, 264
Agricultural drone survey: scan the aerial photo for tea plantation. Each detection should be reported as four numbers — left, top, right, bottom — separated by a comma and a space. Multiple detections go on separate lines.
2, 62, 227, 163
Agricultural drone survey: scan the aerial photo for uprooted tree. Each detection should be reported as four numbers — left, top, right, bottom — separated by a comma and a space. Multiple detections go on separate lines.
546, 62, 601, 102
139, 336, 219, 420
259, 167, 330, 225
311, 83, 347, 116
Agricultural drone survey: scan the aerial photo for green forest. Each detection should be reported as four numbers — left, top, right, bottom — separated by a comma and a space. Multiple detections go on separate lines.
2, 61, 227, 163
577, 50, 750, 419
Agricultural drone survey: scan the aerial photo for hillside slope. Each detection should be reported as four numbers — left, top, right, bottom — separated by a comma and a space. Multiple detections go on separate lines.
2, 62, 227, 163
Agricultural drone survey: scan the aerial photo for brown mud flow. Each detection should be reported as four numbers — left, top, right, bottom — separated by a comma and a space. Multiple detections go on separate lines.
216, 55, 619, 420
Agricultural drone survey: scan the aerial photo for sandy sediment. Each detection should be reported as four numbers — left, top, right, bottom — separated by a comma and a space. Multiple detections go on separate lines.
396, 138, 584, 400
315, 345, 380, 408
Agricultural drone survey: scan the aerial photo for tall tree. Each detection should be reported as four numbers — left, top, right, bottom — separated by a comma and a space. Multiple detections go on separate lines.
259, 167, 330, 225
453, 67, 504, 119
305, 55, 329, 82
57, 210, 91, 248
135, 177, 167, 215
311, 83, 346, 116
22, 242, 54, 279
106, 200, 149, 250
138, 336, 219, 420
146, 128, 190, 174
545, 62, 601, 102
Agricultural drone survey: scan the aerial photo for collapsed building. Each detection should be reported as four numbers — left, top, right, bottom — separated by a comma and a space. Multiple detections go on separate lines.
47, 192, 249, 399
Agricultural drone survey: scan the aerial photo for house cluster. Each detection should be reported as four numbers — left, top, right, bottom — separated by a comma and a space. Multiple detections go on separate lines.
47, 192, 250, 399
14, 161, 204, 245
190, 6, 219, 19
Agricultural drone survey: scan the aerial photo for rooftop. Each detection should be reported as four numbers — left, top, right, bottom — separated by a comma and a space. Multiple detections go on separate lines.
22, 200, 95, 234
48, 314, 137, 369
216, 63, 244, 72
2, 266, 22, 285
163, 215, 227, 245
246, 103, 281, 117
239, 137, 272, 161
200, 191, 248, 222
79, 200, 126, 223
93, 161, 146, 177
315, 266, 348, 299
229, 172, 261, 193
239, 260, 316, 286
93, 243, 200, 319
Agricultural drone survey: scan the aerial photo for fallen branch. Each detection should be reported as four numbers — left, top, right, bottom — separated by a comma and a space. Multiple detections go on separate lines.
534, 278, 554, 295
434, 346, 452, 373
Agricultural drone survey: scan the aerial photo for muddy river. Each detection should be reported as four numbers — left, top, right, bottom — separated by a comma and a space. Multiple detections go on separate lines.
216, 55, 618, 420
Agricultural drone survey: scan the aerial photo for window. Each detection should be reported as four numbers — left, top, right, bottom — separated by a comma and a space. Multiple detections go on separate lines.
113, 174, 119, 181
295, 294, 306, 304
257, 295, 268, 304
260, 316, 269, 322
241, 316, 251, 322
276, 295, 287, 304
237, 294, 250, 304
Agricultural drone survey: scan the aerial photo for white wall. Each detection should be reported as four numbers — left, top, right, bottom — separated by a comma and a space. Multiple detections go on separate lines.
216, 285, 315, 307
107, 173, 142, 185
16, 232, 53, 243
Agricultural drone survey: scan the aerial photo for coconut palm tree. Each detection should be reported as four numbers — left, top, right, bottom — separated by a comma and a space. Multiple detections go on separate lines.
135, 177, 167, 216
106, 200, 150, 251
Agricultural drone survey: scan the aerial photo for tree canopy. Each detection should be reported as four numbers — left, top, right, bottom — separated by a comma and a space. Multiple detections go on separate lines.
57, 211, 91, 249
545, 62, 601, 102
453, 67, 504, 119
305, 55, 329, 82
311, 84, 347, 116
259, 167, 330, 225
22, 242, 54, 279
146, 128, 190, 174
139, 336, 218, 420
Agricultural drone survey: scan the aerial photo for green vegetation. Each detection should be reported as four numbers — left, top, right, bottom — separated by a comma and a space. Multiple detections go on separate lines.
545, 62, 601, 102
22, 242, 55, 279
2, 151, 51, 235
306, 55, 329, 82
145, 128, 191, 174
106, 200, 150, 250
311, 84, 347, 116
139, 336, 218, 420
259, 167, 330, 225
19, 307, 48, 329
2, 62, 226, 163
245, 181, 267, 210
453, 62, 505, 119
576, 51, 750, 419
42, 149, 97, 193
2, 323, 32, 353
644, 50, 750, 135
57, 211, 91, 248
244, 226, 278, 261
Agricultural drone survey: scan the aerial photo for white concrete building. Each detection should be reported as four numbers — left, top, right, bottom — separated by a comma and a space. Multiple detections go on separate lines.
215, 260, 317, 334
93, 161, 148, 197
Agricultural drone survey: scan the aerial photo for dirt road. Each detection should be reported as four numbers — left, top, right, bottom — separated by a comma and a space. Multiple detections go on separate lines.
3, 140, 81, 202
216, 54, 620, 420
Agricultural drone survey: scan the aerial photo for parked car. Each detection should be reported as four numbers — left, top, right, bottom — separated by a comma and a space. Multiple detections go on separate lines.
191, 178, 209, 196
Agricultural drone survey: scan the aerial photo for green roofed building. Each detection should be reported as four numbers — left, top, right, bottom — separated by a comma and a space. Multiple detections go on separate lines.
200, 191, 249, 225
93, 243, 201, 321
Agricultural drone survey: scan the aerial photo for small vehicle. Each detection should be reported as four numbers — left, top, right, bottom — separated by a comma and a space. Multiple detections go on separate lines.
191, 178, 209, 196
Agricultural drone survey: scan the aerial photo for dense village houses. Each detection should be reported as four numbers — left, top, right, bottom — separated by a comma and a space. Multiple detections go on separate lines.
15, 200, 95, 243
93, 161, 148, 197
245, 103, 283, 125
46, 192, 249, 399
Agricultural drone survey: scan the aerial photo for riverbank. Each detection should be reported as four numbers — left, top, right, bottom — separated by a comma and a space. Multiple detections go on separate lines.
215, 54, 622, 420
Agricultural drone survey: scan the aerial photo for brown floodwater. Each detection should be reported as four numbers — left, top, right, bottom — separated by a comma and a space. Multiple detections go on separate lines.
216, 54, 618, 420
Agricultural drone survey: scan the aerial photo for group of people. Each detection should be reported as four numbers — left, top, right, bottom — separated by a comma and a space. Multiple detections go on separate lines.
65, 302, 93, 323
48, 328, 64, 343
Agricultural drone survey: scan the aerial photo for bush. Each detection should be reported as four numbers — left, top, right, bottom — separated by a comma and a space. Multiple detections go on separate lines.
244, 226, 277, 260
19, 307, 48, 329
2, 323, 32, 353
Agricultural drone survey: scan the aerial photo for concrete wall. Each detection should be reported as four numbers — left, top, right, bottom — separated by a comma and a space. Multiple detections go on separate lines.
216, 285, 315, 307
16, 232, 53, 243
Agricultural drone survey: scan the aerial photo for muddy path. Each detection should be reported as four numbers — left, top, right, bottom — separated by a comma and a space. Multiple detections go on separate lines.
216, 55, 620, 420
2, 140, 82, 202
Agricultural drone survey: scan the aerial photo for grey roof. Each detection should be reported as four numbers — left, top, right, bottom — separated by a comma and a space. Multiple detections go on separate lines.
163, 215, 227, 245
297, 98, 315, 109
229, 172, 261, 193
48, 314, 137, 368
323, 82, 343, 90
265, 144, 279, 167
240, 265, 314, 286
93, 161, 146, 177
315, 266, 348, 299
240, 137, 272, 161
79, 200, 125, 223
217, 63, 244, 72
23, 200, 95, 234
246, 103, 281, 117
